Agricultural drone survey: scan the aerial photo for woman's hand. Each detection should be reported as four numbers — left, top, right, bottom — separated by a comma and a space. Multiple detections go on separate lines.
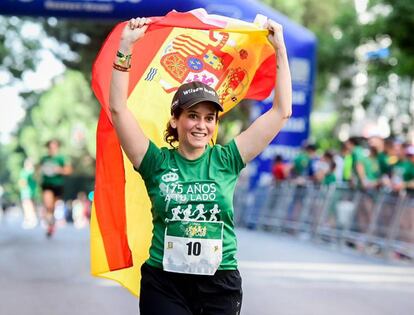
120, 17, 151, 47
265, 19, 286, 53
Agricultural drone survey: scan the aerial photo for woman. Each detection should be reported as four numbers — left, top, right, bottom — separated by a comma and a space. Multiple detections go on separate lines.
110, 17, 291, 315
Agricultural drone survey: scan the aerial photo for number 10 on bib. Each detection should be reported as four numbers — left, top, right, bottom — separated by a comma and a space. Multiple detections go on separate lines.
163, 221, 224, 275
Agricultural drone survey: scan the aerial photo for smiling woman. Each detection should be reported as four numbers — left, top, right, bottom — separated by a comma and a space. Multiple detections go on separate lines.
106, 15, 292, 315
166, 82, 222, 160
170, 103, 217, 151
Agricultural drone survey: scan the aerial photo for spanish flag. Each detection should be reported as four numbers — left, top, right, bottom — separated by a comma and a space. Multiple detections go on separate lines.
91, 8, 276, 296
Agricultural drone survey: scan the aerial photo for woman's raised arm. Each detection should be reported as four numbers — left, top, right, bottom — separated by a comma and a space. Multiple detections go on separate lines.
109, 18, 151, 169
235, 19, 292, 163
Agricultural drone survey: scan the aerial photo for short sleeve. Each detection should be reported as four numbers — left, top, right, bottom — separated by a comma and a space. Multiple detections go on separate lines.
61, 155, 70, 166
219, 139, 246, 175
135, 141, 165, 180
352, 148, 364, 164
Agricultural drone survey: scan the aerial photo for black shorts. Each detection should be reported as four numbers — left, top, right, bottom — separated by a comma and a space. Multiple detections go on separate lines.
41, 184, 64, 198
139, 263, 242, 315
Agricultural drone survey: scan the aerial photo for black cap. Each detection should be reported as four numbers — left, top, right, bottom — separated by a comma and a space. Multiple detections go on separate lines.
171, 81, 223, 114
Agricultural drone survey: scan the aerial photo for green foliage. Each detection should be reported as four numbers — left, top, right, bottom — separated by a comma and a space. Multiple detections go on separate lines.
261, 0, 341, 28
41, 18, 114, 78
3, 70, 100, 201
0, 143, 11, 185
261, 0, 361, 105
18, 70, 99, 166
0, 17, 42, 84
310, 112, 341, 151
365, 0, 414, 77
0, 16, 110, 202
0, 140, 22, 203
263, 0, 414, 142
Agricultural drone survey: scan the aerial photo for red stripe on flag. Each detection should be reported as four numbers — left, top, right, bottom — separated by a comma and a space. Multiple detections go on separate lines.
173, 46, 191, 57
178, 34, 207, 50
95, 110, 131, 270
92, 23, 173, 271
245, 54, 276, 100
173, 42, 202, 57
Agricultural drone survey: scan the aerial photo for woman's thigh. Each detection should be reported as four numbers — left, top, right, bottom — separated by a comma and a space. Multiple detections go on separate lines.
197, 270, 243, 315
139, 264, 193, 315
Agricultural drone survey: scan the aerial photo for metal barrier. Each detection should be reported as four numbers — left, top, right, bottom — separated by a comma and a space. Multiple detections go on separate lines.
234, 181, 414, 262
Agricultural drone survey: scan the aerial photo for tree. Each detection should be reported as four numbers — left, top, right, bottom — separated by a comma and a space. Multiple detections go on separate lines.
4, 70, 100, 200
0, 16, 42, 83
19, 70, 99, 171
261, 0, 361, 149
364, 0, 414, 77
41, 18, 114, 78
0, 16, 109, 201
350, 0, 414, 138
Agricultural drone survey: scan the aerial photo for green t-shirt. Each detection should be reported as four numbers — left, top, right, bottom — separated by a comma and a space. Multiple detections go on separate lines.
40, 154, 67, 186
342, 154, 353, 181
403, 160, 414, 182
365, 156, 380, 182
351, 146, 365, 170
393, 160, 414, 183
293, 152, 309, 176
377, 151, 391, 176
323, 172, 336, 185
351, 146, 379, 184
137, 140, 245, 271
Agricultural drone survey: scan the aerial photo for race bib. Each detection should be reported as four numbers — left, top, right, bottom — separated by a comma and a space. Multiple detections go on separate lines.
163, 220, 223, 275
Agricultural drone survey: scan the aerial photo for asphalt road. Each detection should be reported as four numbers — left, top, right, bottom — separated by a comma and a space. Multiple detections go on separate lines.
1, 208, 414, 315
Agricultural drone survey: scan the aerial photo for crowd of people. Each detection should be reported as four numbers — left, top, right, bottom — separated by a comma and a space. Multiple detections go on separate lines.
272, 135, 414, 193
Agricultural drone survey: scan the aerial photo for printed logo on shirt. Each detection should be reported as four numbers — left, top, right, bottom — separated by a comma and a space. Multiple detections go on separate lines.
162, 182, 217, 203
167, 203, 221, 222
159, 168, 221, 223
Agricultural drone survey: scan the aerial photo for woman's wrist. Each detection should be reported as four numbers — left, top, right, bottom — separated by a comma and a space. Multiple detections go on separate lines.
113, 40, 134, 72
276, 46, 287, 58
118, 39, 134, 54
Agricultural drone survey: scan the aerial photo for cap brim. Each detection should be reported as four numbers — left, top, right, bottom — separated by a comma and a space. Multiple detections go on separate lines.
180, 98, 223, 112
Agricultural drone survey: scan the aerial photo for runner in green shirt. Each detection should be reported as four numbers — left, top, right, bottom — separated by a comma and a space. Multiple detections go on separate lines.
109, 17, 292, 315
39, 139, 72, 238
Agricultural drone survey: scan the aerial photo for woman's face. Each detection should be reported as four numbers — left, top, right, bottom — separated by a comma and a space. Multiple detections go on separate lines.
171, 102, 218, 151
